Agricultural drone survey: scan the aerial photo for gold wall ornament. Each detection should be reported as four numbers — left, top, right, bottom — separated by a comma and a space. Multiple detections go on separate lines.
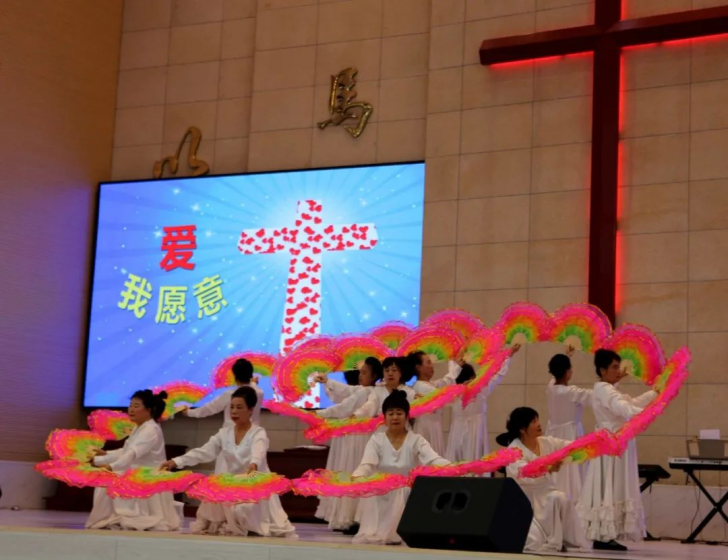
317, 67, 373, 138
153, 126, 210, 179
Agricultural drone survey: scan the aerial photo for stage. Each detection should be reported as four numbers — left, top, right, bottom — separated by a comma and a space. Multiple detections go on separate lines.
0, 510, 725, 560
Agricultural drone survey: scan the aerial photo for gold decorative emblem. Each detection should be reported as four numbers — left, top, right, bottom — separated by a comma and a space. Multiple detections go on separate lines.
153, 126, 210, 179
317, 67, 373, 139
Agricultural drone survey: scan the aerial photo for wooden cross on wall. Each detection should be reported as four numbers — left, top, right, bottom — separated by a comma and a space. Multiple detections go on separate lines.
480, 1, 728, 324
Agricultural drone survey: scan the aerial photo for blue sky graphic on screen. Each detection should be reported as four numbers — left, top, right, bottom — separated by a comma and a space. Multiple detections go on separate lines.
84, 163, 425, 408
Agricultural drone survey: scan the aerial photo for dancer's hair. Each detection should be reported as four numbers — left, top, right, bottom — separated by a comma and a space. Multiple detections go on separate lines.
382, 356, 412, 384
382, 389, 410, 417
130, 389, 167, 421
231, 385, 258, 410
232, 358, 254, 383
505, 407, 539, 442
456, 363, 476, 385
594, 348, 621, 377
548, 354, 571, 380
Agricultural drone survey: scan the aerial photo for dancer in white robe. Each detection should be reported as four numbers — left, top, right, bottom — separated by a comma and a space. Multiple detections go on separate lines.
353, 357, 415, 420
445, 344, 520, 463
314, 359, 383, 530
577, 349, 657, 551
407, 351, 459, 455
545, 350, 592, 500
86, 390, 180, 531
352, 390, 449, 545
163, 386, 296, 538
181, 358, 264, 473
505, 407, 589, 553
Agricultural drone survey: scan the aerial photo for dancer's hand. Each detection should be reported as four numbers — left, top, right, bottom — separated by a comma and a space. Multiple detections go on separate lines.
179, 406, 190, 417
455, 346, 467, 366
93, 449, 107, 457
160, 460, 177, 471
97, 464, 112, 472
549, 461, 563, 473
247, 463, 258, 474
253, 375, 260, 385
510, 343, 522, 356
566, 344, 576, 358
313, 373, 328, 384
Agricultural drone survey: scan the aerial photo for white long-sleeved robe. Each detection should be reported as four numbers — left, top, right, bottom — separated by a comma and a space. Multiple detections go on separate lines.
411, 361, 460, 455
444, 358, 510, 463
507, 436, 590, 552
352, 431, 448, 545
545, 379, 592, 500
186, 383, 265, 473
314, 385, 373, 529
576, 382, 657, 543
86, 420, 180, 531
323, 378, 356, 403
172, 424, 296, 538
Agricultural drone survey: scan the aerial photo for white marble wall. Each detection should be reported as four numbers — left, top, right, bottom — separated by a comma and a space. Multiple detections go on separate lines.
0, 461, 56, 510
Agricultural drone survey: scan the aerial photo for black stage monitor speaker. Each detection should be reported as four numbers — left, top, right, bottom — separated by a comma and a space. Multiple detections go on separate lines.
397, 477, 533, 554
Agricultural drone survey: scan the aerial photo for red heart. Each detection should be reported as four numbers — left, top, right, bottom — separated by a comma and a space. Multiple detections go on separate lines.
287, 297, 293, 304
360, 226, 368, 233
312, 278, 320, 285
245, 237, 253, 245
342, 226, 349, 233
304, 226, 315, 235
285, 317, 294, 324
315, 396, 320, 403
310, 308, 318, 315
324, 225, 334, 235
300, 317, 310, 325
304, 401, 312, 409
298, 272, 309, 280
286, 308, 296, 316
370, 239, 376, 246
289, 267, 295, 273
314, 217, 322, 224
289, 278, 299, 285
313, 247, 321, 254
287, 288, 295, 294
295, 220, 302, 227
303, 256, 313, 264
291, 249, 300, 256
276, 244, 284, 251
256, 229, 265, 238
346, 241, 354, 247
302, 213, 312, 221
315, 204, 322, 212
302, 286, 312, 294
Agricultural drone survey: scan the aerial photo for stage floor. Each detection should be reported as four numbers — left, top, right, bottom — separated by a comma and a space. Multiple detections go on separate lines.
0, 509, 725, 560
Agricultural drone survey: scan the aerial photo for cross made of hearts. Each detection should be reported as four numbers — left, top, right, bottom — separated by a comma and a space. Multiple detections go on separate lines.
238, 200, 379, 354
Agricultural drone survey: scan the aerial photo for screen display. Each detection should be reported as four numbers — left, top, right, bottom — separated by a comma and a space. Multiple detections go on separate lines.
84, 163, 425, 408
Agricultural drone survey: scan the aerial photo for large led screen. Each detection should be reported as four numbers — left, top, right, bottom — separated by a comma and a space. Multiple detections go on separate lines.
84, 163, 425, 408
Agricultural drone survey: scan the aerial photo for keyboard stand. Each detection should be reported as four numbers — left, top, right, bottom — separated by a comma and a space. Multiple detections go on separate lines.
639, 464, 670, 542
682, 468, 728, 544
668, 460, 728, 544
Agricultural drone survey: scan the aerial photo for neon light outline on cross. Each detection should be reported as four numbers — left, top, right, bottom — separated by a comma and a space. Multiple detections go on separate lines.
479, 2, 728, 325
238, 200, 378, 354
